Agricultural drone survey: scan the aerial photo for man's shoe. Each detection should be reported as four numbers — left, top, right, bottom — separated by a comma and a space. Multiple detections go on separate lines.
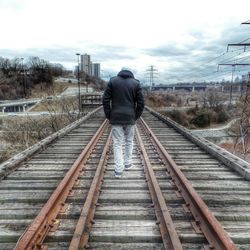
124, 164, 133, 170
114, 171, 122, 178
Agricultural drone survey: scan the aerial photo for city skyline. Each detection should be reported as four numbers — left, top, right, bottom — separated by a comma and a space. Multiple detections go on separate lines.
0, 0, 249, 84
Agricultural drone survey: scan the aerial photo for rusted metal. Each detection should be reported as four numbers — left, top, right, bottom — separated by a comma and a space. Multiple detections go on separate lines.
49, 219, 60, 232
204, 245, 216, 250
135, 126, 183, 250
69, 133, 112, 249
14, 119, 109, 250
191, 221, 203, 234
139, 118, 237, 250
58, 203, 69, 215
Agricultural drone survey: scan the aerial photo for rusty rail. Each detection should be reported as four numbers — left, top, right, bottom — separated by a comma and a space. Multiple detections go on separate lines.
69, 133, 112, 249
15, 119, 109, 250
139, 118, 237, 250
0, 106, 103, 180
135, 126, 183, 250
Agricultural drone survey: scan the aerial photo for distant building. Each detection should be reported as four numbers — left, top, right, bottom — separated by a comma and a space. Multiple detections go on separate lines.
242, 72, 250, 82
91, 63, 101, 78
80, 54, 91, 75
79, 53, 101, 78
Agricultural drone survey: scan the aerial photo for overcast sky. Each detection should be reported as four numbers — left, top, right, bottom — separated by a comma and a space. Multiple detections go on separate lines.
0, 0, 250, 84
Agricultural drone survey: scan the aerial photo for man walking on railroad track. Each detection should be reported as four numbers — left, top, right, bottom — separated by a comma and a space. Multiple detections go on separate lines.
102, 67, 144, 178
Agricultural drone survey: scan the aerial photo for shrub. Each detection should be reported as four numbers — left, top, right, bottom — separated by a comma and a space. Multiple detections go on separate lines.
0, 148, 11, 163
190, 113, 211, 127
217, 109, 230, 123
187, 107, 199, 116
145, 92, 185, 108
208, 111, 217, 123
166, 110, 189, 127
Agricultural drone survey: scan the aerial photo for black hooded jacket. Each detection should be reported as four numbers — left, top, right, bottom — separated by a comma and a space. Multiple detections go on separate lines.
102, 70, 144, 125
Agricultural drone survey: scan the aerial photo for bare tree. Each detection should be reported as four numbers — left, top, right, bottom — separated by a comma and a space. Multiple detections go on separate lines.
200, 89, 227, 108
0, 56, 66, 99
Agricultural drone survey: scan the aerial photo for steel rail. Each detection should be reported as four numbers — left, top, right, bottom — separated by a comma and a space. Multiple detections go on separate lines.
135, 126, 183, 250
14, 119, 109, 250
139, 118, 237, 250
69, 132, 112, 249
0, 106, 103, 180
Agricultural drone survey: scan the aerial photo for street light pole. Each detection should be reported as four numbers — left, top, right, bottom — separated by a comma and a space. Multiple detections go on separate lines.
76, 53, 81, 115
20, 57, 26, 98
86, 64, 89, 93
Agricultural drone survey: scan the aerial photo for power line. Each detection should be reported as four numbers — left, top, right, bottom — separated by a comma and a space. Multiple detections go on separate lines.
192, 22, 250, 82
241, 20, 250, 25
218, 49, 250, 64
227, 23, 250, 51
158, 21, 250, 83
176, 48, 249, 81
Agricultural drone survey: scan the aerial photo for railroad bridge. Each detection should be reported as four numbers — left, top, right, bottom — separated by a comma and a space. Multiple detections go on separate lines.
0, 106, 250, 249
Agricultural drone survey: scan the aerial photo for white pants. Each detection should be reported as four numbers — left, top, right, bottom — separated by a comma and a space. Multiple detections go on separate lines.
111, 125, 135, 173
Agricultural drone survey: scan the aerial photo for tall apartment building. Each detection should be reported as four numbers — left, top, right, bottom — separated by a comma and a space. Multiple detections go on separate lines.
79, 53, 101, 78
80, 54, 91, 75
91, 63, 101, 78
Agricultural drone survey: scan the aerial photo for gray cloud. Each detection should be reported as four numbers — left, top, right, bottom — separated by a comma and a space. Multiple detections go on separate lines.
0, 0, 29, 10
0, 47, 76, 64
0, 45, 138, 82
143, 45, 191, 58
221, 25, 250, 45
91, 45, 137, 62
138, 25, 250, 84
1, 23, 249, 85
0, 44, 137, 65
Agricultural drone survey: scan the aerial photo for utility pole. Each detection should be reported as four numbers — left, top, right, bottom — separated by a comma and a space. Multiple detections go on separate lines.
86, 63, 89, 93
227, 43, 250, 52
234, 73, 250, 154
218, 63, 250, 105
227, 20, 250, 154
20, 57, 26, 98
241, 20, 250, 25
227, 20, 250, 51
146, 65, 158, 91
76, 53, 81, 115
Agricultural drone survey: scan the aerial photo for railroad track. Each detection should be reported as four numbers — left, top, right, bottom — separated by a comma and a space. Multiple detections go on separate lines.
0, 107, 250, 249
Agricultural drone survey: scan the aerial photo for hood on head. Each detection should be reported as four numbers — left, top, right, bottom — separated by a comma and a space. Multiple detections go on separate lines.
117, 70, 134, 79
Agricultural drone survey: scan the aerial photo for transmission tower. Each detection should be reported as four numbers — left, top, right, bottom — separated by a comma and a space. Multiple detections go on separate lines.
146, 65, 158, 91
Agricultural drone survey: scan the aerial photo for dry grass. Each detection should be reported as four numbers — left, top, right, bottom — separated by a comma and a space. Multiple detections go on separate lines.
0, 99, 81, 164
30, 82, 76, 99
145, 91, 185, 108
0, 116, 70, 164
0, 144, 22, 163
31, 96, 78, 112
220, 141, 250, 163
